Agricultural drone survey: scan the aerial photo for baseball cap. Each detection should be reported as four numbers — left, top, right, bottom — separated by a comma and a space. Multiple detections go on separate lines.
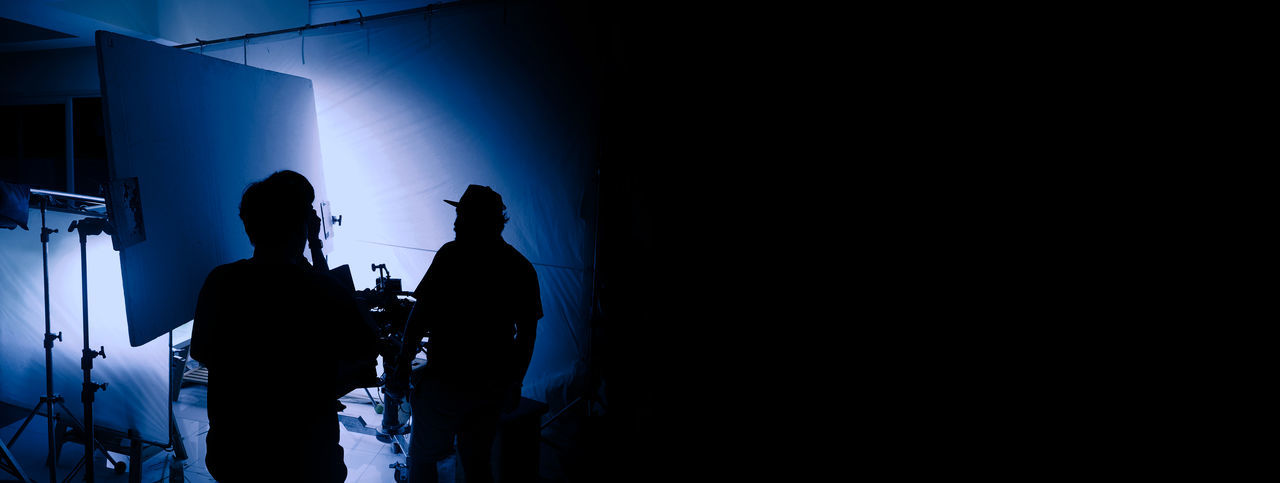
444, 184, 506, 218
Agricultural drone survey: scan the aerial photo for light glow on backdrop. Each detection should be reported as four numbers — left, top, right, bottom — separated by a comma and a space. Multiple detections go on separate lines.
1, 1, 603, 466
0, 208, 170, 444
195, 2, 598, 404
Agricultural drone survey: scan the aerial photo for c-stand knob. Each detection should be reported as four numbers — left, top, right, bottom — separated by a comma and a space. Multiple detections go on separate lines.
82, 381, 107, 402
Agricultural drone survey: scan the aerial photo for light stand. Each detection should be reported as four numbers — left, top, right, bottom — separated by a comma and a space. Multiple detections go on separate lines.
4, 198, 123, 482
66, 217, 114, 482
2, 196, 66, 483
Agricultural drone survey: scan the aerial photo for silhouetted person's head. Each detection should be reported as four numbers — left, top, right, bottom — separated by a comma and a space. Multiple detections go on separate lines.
446, 184, 508, 241
240, 170, 315, 256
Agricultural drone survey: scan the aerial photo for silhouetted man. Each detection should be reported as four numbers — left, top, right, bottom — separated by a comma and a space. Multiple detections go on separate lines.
191, 170, 372, 482
394, 184, 542, 483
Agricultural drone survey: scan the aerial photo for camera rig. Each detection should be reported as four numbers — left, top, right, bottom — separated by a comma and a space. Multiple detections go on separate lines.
350, 263, 416, 435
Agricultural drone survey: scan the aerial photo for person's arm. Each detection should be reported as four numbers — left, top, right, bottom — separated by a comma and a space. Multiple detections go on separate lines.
396, 303, 428, 373
384, 301, 426, 399
511, 316, 536, 379
307, 208, 329, 272
190, 269, 222, 368
505, 264, 542, 411
390, 249, 447, 393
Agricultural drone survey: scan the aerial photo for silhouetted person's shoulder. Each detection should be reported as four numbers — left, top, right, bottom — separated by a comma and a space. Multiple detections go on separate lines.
302, 262, 355, 298
197, 259, 248, 288
419, 240, 536, 276
501, 241, 534, 268
502, 242, 538, 289
199, 258, 299, 287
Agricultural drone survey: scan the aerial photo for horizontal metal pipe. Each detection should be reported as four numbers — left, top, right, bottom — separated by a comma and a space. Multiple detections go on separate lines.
172, 0, 486, 51
30, 189, 105, 203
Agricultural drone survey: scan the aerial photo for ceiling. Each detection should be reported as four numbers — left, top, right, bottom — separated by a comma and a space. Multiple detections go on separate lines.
0, 16, 75, 44
0, 1, 443, 54
0, 1, 173, 53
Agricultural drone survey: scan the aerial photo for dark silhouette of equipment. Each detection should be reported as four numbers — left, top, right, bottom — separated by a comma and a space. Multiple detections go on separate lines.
3, 196, 60, 483
355, 264, 414, 434
338, 263, 416, 479
3, 195, 126, 482
0, 437, 32, 482
65, 216, 126, 481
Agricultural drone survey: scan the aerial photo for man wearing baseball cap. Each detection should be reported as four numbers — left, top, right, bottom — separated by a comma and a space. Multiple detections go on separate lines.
392, 184, 542, 483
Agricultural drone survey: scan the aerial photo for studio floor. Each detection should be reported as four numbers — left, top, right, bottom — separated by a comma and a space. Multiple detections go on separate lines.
1, 384, 458, 482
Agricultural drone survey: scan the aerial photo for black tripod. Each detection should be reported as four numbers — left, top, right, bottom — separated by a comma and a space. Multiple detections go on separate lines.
1, 438, 32, 482
65, 216, 116, 482
1, 197, 56, 483
5, 203, 121, 482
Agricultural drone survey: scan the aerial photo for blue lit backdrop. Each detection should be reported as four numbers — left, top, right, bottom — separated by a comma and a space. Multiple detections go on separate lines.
198, 2, 599, 405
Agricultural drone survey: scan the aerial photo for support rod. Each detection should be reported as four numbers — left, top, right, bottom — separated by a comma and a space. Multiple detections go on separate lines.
80, 224, 94, 483
30, 189, 104, 204
68, 217, 112, 482
42, 200, 58, 483
172, 0, 488, 51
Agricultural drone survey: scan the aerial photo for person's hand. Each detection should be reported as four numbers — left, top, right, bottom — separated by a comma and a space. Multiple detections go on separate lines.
307, 208, 323, 243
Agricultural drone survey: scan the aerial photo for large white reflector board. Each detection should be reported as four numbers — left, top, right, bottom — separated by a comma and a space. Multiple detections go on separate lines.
96, 31, 331, 347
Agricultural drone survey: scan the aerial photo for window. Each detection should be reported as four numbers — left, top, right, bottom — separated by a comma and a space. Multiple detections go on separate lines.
73, 98, 108, 197
0, 103, 67, 191
0, 98, 109, 196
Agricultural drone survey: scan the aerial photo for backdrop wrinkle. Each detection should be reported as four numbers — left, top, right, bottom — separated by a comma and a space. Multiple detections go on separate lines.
0, 209, 170, 444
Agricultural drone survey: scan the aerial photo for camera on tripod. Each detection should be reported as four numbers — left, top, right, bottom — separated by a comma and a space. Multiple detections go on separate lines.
348, 263, 417, 436
355, 264, 413, 352
372, 263, 401, 294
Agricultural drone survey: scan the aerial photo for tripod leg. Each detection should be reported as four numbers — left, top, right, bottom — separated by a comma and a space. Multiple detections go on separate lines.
50, 400, 118, 467
0, 438, 34, 483
169, 453, 184, 483
4, 399, 45, 448
171, 414, 187, 461
129, 429, 142, 483
64, 452, 85, 483
50, 416, 66, 467
365, 387, 383, 411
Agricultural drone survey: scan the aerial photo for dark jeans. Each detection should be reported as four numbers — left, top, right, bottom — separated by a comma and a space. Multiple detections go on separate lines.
408, 377, 502, 483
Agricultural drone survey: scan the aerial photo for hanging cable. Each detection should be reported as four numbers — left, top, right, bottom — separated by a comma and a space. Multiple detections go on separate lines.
357, 9, 370, 55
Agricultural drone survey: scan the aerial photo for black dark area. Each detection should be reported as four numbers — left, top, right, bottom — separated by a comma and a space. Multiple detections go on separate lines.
552, 2, 752, 482
0, 17, 75, 43
73, 97, 109, 196
0, 103, 66, 191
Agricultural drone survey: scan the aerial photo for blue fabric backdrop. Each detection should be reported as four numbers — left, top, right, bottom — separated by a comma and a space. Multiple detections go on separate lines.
196, 2, 598, 405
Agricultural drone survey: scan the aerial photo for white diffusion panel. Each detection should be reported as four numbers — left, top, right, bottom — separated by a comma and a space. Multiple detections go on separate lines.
95, 31, 330, 347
